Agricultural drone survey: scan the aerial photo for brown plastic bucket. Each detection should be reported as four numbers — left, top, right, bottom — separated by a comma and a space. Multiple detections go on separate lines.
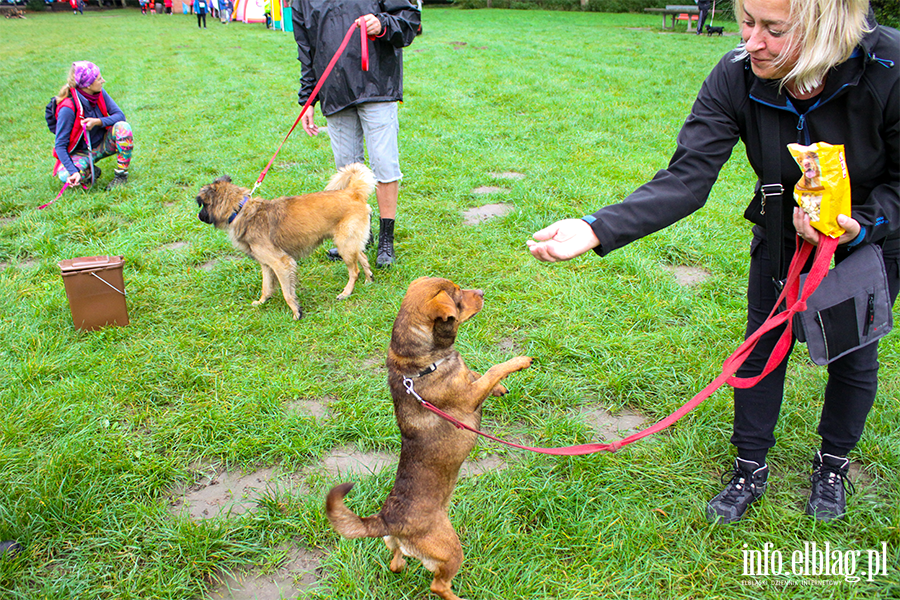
58, 255, 129, 331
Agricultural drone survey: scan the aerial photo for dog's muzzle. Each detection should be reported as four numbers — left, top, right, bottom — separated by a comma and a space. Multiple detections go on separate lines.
198, 207, 214, 224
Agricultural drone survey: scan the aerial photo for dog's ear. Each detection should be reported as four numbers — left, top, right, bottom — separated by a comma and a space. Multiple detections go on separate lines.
427, 290, 458, 322
215, 175, 232, 184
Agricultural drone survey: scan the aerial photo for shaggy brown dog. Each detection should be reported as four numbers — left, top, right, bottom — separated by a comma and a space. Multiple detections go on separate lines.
326, 277, 533, 600
196, 163, 375, 320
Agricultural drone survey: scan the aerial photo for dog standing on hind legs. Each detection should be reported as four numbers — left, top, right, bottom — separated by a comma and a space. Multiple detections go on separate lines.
326, 277, 533, 600
195, 162, 375, 320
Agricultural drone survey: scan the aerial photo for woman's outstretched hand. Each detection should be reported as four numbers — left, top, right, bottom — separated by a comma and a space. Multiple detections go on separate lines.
527, 218, 600, 262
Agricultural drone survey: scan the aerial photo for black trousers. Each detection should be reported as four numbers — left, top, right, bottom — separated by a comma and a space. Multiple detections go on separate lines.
731, 228, 900, 464
696, 8, 710, 33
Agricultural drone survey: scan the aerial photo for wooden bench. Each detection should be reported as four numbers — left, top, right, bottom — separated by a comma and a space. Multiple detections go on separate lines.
644, 5, 716, 31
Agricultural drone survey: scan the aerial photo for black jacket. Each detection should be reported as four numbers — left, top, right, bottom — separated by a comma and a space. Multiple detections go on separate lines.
292, 0, 420, 116
585, 22, 899, 276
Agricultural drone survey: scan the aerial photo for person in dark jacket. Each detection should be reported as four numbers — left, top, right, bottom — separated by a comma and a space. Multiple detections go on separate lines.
695, 0, 712, 34
52, 61, 133, 191
528, 0, 898, 524
292, 0, 420, 268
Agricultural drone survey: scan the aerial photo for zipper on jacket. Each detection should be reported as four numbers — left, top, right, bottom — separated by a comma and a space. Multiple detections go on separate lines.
863, 293, 875, 337
868, 53, 895, 68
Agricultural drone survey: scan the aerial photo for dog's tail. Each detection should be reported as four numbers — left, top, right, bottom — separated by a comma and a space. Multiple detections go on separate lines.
326, 482, 389, 539
324, 163, 376, 203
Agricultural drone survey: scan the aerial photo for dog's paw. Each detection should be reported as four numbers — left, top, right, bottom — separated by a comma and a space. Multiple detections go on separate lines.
336, 291, 350, 300
512, 356, 533, 371
292, 310, 304, 320
252, 299, 266, 306
491, 383, 509, 397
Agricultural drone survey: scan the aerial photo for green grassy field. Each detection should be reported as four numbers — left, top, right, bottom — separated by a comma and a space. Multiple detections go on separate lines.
1, 7, 897, 599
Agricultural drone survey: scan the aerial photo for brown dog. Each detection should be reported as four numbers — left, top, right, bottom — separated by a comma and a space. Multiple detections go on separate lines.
326, 277, 533, 600
195, 163, 375, 320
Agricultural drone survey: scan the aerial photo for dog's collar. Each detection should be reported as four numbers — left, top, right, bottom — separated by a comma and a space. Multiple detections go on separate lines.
411, 357, 449, 379
227, 196, 249, 224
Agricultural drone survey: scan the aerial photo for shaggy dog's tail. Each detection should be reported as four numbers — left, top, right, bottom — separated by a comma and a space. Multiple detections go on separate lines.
325, 482, 389, 539
324, 163, 376, 203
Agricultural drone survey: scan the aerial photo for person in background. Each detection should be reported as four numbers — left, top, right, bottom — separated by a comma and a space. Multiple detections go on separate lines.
52, 61, 133, 191
220, 0, 232, 23
696, 0, 712, 34
292, 0, 420, 268
528, 0, 898, 524
194, 0, 207, 27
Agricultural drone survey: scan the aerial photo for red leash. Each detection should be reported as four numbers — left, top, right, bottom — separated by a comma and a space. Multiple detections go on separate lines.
249, 17, 370, 197
407, 235, 840, 455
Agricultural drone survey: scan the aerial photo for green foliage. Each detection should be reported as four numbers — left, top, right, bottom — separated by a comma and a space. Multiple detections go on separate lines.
872, 0, 899, 28
25, 0, 46, 11
0, 8, 897, 599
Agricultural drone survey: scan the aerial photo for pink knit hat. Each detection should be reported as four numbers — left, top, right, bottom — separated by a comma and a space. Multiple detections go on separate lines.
72, 61, 100, 88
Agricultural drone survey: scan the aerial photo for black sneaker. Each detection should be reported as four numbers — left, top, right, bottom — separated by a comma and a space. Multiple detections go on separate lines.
806, 451, 853, 522
106, 171, 128, 190
0, 540, 22, 559
706, 458, 768, 524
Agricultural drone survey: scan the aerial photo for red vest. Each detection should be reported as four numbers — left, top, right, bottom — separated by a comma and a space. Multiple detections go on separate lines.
52, 90, 109, 173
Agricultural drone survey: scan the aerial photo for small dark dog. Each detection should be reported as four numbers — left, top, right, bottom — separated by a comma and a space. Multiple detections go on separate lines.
326, 277, 532, 600
706, 24, 724, 36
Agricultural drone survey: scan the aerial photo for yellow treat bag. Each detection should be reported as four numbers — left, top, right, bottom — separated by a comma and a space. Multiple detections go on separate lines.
787, 142, 851, 238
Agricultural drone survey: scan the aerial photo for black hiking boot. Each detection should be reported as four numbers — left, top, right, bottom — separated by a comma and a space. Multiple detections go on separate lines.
706, 458, 768, 524
376, 218, 395, 268
106, 170, 128, 190
806, 451, 853, 522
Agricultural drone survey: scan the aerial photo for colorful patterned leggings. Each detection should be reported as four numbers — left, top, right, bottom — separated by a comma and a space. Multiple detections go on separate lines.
55, 121, 133, 181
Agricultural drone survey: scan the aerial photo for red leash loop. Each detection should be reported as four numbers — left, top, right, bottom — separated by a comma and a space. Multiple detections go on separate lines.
413, 235, 841, 455
250, 18, 367, 197
360, 17, 369, 71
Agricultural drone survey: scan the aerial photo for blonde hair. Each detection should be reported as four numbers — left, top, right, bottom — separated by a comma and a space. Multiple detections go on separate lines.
733, 0, 872, 94
55, 66, 79, 103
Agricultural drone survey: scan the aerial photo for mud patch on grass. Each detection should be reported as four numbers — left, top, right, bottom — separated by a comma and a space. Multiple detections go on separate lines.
662, 265, 711, 287
199, 255, 242, 271
462, 203, 513, 226
15, 258, 38, 270
471, 186, 508, 195
489, 171, 525, 180
460, 455, 508, 478
577, 406, 647, 442
496, 338, 523, 354
162, 241, 190, 252
311, 445, 397, 479
209, 544, 323, 600
284, 397, 332, 420
169, 465, 305, 520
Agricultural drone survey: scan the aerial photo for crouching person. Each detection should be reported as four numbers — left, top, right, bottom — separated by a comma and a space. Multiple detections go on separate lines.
51, 61, 133, 191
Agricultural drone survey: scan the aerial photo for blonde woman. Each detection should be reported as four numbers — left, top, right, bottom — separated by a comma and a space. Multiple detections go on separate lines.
528, 0, 898, 523
51, 61, 133, 190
